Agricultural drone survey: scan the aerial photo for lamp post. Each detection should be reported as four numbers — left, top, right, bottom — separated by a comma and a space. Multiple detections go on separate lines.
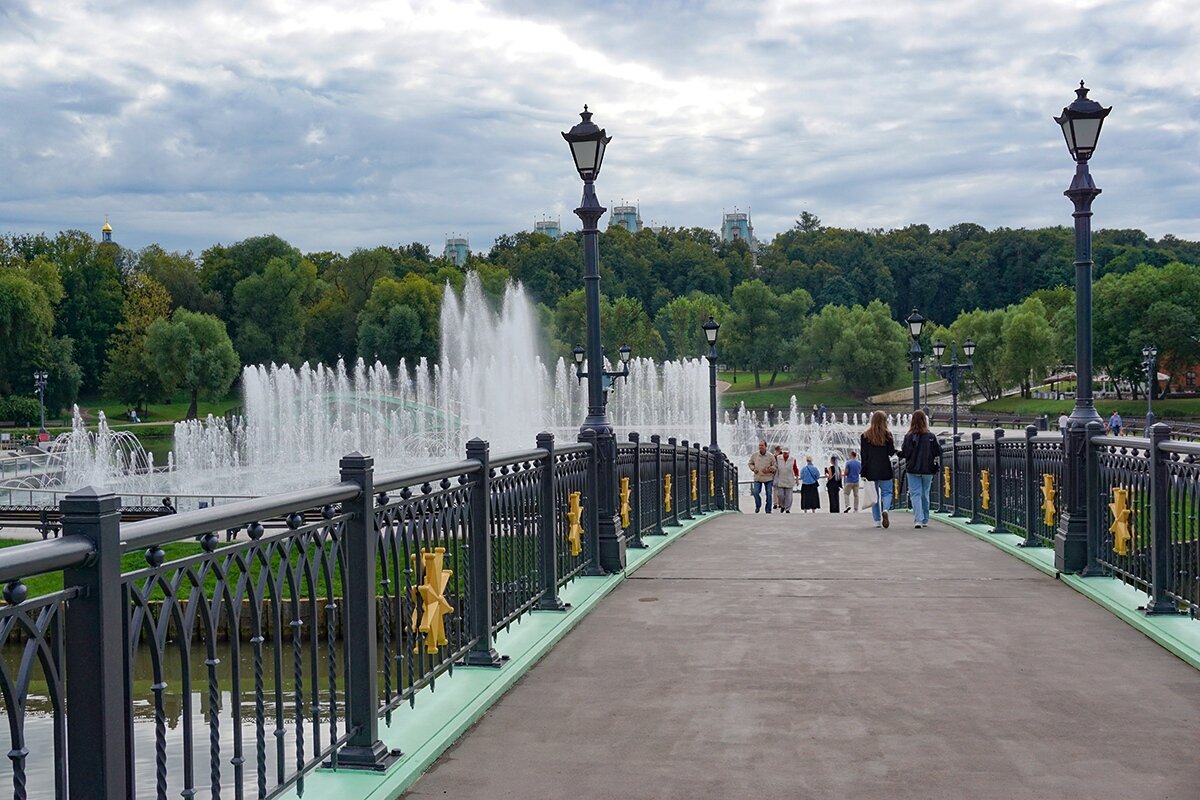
1142, 345, 1158, 430
563, 105, 626, 573
933, 339, 974, 435
921, 357, 931, 418
1054, 80, 1111, 574
32, 370, 49, 441
701, 316, 724, 509
904, 308, 925, 411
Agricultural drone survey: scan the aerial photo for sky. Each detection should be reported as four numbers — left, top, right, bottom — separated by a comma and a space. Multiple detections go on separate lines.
1, 0, 1198, 256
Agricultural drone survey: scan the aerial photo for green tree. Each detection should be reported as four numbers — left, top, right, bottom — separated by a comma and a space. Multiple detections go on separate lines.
103, 274, 173, 411
653, 292, 727, 360
144, 309, 240, 419
356, 273, 442, 365
724, 280, 781, 388
233, 256, 318, 366
795, 302, 907, 397
1000, 298, 1057, 398
0, 269, 55, 396
946, 308, 1007, 401
137, 245, 220, 314
55, 231, 124, 391
605, 296, 666, 361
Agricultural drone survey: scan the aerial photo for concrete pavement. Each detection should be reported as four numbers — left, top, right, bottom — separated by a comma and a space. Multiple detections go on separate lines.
404, 504, 1200, 799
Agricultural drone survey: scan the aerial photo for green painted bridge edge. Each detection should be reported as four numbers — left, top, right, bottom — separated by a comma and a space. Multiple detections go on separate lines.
281, 510, 737, 800
909, 508, 1200, 672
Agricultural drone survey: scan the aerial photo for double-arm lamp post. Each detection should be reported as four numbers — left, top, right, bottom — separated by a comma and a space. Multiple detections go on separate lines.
905, 309, 925, 412
932, 339, 974, 435
702, 316, 725, 509
1142, 345, 1158, 430
33, 370, 49, 439
1054, 81, 1111, 574
563, 105, 628, 573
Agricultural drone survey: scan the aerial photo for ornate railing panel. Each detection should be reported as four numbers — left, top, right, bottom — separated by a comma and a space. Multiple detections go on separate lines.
1093, 436, 1153, 594
553, 445, 593, 586
1162, 441, 1200, 616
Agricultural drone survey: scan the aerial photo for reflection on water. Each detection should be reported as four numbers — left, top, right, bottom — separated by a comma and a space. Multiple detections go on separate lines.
6, 639, 346, 799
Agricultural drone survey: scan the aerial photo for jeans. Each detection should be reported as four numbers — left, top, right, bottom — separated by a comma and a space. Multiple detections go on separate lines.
752, 480, 774, 512
908, 473, 934, 525
870, 480, 893, 523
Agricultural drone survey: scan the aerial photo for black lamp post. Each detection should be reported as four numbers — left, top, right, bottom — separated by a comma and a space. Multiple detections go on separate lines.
1054, 80, 1111, 574
1142, 345, 1158, 430
904, 308, 925, 411
32, 370, 49, 440
563, 105, 626, 573
701, 315, 724, 509
933, 339, 974, 435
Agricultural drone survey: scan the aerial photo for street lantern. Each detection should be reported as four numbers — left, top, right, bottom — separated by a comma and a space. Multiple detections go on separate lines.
702, 315, 719, 346
904, 308, 925, 339
32, 370, 49, 439
1055, 81, 1112, 162
933, 342, 974, 435
1053, 79, 1111, 576
701, 315, 724, 508
933, 339, 946, 360
561, 105, 611, 181
963, 339, 976, 360
1143, 345, 1159, 430
618, 344, 632, 365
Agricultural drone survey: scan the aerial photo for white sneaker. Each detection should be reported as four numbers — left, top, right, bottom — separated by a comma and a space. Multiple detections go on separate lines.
874, 522, 882, 528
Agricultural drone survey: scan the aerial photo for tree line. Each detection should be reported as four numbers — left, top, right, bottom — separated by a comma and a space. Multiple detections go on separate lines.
2, 212, 1198, 418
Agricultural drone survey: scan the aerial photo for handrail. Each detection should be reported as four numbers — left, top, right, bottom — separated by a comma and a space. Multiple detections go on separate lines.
0, 537, 94, 583
122, 481, 361, 550
1159, 439, 1200, 457
375, 459, 482, 493
556, 442, 593, 456
490, 448, 548, 469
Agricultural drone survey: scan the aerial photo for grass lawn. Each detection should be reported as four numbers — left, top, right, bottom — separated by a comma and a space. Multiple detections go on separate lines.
717, 373, 867, 410
76, 394, 241, 424
972, 397, 1200, 419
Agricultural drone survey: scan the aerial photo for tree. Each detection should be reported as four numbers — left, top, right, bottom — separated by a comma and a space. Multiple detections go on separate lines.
233, 256, 318, 366
144, 309, 240, 419
55, 231, 125, 391
136, 245, 220, 314
794, 302, 908, 397
1000, 298, 1057, 397
946, 308, 1007, 401
103, 274, 173, 411
653, 292, 726, 360
724, 280, 782, 388
0, 270, 55, 396
605, 297, 666, 361
356, 273, 442, 365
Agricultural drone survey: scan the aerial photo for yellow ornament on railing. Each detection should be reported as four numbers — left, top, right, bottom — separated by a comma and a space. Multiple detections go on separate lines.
980, 469, 990, 510
691, 469, 698, 501
410, 547, 454, 655
1041, 474, 1056, 527
943, 466, 951, 498
619, 476, 631, 528
664, 473, 673, 513
729, 478, 734, 501
1109, 486, 1132, 556
709, 471, 715, 496
567, 490, 584, 557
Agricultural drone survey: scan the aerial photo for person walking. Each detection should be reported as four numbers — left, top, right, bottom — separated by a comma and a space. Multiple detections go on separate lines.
818, 403, 828, 424
748, 440, 776, 513
773, 446, 799, 513
860, 411, 897, 528
798, 455, 822, 512
1058, 410, 1070, 432
825, 454, 843, 513
842, 450, 862, 512
771, 445, 784, 509
899, 410, 941, 528
1107, 409, 1123, 436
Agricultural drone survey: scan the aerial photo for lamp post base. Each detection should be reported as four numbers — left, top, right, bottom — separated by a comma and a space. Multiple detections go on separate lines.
597, 512, 627, 574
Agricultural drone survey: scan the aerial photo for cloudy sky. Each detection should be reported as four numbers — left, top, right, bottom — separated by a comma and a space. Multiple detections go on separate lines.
1, 0, 1197, 256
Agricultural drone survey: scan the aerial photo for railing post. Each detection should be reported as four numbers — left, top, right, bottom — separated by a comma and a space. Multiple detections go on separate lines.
579, 429, 606, 575
61, 487, 129, 798
650, 434, 665, 534
1082, 420, 1106, 576
536, 432, 567, 611
682, 441, 696, 520
336, 453, 398, 770
991, 429, 1008, 534
464, 438, 502, 666
626, 433, 646, 548
666, 437, 681, 526
969, 432, 982, 524
1145, 423, 1180, 614
1020, 426, 1039, 547
949, 434, 963, 517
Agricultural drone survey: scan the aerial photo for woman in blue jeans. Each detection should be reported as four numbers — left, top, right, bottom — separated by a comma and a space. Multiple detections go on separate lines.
859, 411, 896, 528
899, 410, 941, 528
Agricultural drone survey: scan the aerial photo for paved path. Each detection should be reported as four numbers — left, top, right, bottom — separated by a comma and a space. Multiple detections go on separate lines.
404, 504, 1200, 799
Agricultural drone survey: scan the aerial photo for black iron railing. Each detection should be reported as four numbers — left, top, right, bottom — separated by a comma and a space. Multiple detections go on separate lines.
0, 430, 736, 798
936, 425, 1200, 619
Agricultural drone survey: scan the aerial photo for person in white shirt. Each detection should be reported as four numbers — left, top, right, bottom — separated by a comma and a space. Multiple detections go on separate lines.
1058, 412, 1070, 432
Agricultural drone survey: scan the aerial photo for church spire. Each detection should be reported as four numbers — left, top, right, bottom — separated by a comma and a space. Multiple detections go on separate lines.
101, 215, 113, 243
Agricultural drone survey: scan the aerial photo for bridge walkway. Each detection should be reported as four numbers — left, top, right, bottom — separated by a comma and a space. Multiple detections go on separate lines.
404, 502, 1200, 799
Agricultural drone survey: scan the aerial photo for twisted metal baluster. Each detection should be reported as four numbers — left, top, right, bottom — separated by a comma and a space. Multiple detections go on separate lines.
206, 656, 222, 798
252, 630, 266, 800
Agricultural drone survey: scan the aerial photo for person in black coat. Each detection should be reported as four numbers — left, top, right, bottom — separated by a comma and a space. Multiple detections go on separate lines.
899, 410, 941, 528
859, 410, 896, 528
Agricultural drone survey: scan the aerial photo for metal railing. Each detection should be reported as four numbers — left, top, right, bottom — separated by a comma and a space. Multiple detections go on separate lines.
935, 424, 1200, 621
0, 429, 736, 799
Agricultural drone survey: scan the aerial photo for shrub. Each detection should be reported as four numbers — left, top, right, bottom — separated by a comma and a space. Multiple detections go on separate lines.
0, 396, 43, 427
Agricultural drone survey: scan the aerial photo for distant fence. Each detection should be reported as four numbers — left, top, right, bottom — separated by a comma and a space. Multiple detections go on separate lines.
0, 430, 736, 799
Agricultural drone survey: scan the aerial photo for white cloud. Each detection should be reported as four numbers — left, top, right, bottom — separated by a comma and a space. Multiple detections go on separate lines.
0, 0, 1197, 254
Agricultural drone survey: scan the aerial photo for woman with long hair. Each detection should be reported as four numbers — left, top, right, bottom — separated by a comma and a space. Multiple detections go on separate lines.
825, 454, 842, 513
899, 410, 942, 528
859, 410, 897, 528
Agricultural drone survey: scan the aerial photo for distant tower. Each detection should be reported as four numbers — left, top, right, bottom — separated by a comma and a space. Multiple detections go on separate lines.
444, 236, 470, 266
101, 215, 113, 243
609, 201, 642, 233
721, 209, 753, 245
534, 217, 562, 239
